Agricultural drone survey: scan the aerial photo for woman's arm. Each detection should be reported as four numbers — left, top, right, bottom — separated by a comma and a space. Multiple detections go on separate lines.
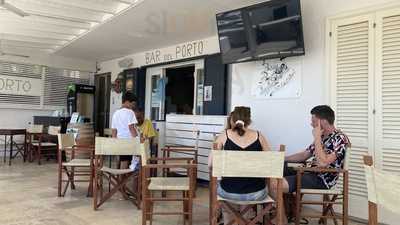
259, 133, 271, 151
208, 132, 226, 168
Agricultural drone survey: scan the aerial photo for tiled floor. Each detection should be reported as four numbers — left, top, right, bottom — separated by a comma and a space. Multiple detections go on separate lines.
0, 158, 366, 225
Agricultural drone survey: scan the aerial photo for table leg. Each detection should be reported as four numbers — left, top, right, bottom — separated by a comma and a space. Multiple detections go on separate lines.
3, 135, 7, 163
9, 135, 13, 166
23, 133, 27, 162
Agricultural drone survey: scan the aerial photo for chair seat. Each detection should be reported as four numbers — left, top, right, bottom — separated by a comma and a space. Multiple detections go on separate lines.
32, 142, 57, 147
300, 188, 343, 195
63, 159, 91, 167
148, 177, 190, 191
100, 166, 133, 175
217, 195, 275, 205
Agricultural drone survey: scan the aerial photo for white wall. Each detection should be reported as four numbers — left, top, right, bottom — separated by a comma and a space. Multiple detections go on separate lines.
0, 54, 96, 143
230, 0, 397, 154
98, 0, 397, 153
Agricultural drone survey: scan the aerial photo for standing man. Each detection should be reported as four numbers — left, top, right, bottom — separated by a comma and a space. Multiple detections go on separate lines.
111, 92, 139, 170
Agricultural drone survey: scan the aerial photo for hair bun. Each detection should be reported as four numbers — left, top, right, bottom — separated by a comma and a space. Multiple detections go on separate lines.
235, 120, 245, 126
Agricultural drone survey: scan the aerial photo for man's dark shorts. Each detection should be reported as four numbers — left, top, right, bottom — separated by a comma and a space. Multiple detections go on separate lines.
284, 162, 328, 193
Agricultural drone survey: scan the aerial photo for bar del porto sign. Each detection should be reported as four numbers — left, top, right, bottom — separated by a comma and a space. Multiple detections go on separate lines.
0, 75, 42, 96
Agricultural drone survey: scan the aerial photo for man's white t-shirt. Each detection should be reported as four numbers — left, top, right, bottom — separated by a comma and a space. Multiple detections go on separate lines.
111, 108, 140, 171
111, 108, 137, 139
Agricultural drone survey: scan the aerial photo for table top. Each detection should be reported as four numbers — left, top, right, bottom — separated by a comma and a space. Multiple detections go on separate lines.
0, 129, 26, 135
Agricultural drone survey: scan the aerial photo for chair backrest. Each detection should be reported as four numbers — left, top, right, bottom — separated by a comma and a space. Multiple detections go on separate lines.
364, 155, 400, 215
57, 134, 75, 150
27, 124, 43, 133
343, 147, 351, 171
140, 140, 151, 166
212, 146, 285, 178
95, 137, 142, 156
48, 126, 61, 136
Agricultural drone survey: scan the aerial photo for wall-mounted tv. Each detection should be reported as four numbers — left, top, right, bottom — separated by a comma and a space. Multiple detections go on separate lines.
216, 0, 305, 64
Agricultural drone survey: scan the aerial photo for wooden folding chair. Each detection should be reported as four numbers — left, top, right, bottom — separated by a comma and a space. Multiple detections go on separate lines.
57, 133, 94, 197
141, 143, 197, 225
363, 155, 400, 225
26, 124, 43, 163
93, 137, 143, 210
30, 126, 60, 165
210, 145, 286, 225
162, 130, 199, 196
293, 148, 351, 225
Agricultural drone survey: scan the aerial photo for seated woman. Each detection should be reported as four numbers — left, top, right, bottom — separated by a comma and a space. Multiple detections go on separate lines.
209, 106, 271, 223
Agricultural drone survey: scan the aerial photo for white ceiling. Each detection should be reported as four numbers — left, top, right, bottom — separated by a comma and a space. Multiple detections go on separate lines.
1, 0, 267, 61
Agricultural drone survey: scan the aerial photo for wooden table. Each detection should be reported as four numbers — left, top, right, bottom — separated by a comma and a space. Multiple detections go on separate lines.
0, 129, 27, 166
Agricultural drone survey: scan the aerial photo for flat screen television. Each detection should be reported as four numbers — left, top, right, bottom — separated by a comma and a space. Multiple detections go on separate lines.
216, 0, 305, 64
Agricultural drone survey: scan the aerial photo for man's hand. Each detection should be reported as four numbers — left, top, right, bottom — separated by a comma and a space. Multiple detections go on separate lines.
312, 119, 323, 140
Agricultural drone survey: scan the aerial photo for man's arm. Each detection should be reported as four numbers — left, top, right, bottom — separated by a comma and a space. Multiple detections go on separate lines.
313, 138, 337, 166
285, 150, 312, 163
312, 120, 337, 166
129, 124, 138, 138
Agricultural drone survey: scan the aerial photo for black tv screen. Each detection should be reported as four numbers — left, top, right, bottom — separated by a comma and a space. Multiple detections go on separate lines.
216, 0, 305, 64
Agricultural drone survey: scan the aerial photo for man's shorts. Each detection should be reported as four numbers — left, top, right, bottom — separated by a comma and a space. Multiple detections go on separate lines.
284, 162, 328, 193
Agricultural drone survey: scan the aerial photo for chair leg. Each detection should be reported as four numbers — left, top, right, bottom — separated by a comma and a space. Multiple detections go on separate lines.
93, 170, 99, 210
141, 178, 147, 225
71, 167, 76, 190
37, 146, 41, 165
295, 193, 302, 225
188, 190, 193, 225
87, 167, 94, 197
57, 165, 62, 197
149, 192, 154, 225
320, 194, 329, 225
183, 191, 188, 221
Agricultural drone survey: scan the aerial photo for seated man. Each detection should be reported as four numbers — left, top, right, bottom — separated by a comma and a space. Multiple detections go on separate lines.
134, 108, 158, 156
271, 105, 350, 224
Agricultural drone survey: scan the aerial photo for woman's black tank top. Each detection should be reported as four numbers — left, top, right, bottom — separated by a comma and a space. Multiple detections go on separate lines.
220, 130, 266, 194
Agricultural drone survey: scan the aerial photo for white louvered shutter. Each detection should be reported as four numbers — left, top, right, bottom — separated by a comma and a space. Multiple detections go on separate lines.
0, 61, 43, 107
374, 9, 400, 224
375, 9, 400, 174
43, 68, 90, 107
330, 14, 375, 219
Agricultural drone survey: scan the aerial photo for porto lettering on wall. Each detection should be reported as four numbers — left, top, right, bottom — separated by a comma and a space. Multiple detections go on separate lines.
0, 75, 42, 96
145, 40, 204, 65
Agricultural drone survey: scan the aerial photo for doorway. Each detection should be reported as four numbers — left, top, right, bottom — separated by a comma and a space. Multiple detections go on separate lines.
94, 73, 111, 136
165, 66, 195, 116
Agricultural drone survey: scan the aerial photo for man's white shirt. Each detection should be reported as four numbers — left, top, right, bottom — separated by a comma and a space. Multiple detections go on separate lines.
111, 107, 139, 171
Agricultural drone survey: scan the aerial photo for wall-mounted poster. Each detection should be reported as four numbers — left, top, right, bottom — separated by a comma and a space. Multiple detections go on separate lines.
204, 85, 212, 102
251, 59, 302, 99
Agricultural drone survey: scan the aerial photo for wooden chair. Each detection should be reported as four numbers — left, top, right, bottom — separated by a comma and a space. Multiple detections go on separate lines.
293, 148, 351, 225
29, 125, 60, 165
141, 142, 197, 225
26, 124, 43, 163
93, 137, 143, 210
57, 133, 94, 197
162, 130, 199, 196
363, 155, 400, 225
210, 145, 286, 225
